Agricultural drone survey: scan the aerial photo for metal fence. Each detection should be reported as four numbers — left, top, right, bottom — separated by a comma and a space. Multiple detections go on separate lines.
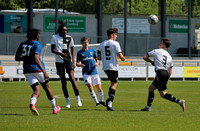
1, 33, 200, 57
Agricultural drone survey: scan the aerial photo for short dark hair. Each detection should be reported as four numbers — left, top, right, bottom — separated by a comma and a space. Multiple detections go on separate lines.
162, 38, 171, 48
107, 28, 118, 37
81, 37, 89, 43
26, 28, 40, 40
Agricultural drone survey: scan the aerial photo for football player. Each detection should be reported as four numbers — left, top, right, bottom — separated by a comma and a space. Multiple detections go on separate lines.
15, 28, 60, 115
141, 38, 186, 112
97, 28, 125, 111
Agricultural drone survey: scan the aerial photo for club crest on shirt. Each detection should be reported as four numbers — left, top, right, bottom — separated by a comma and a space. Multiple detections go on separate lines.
90, 52, 93, 55
82, 54, 84, 56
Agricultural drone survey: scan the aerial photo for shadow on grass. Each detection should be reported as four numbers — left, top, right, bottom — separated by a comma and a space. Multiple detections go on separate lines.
0, 114, 25, 116
61, 106, 141, 112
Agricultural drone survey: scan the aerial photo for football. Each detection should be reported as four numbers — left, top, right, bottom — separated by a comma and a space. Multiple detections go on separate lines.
148, 14, 158, 25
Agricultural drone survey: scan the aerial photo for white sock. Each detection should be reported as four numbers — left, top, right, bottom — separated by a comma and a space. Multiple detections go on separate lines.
98, 91, 104, 102
90, 91, 99, 103
30, 97, 37, 105
49, 98, 57, 110
108, 101, 112, 107
76, 95, 81, 101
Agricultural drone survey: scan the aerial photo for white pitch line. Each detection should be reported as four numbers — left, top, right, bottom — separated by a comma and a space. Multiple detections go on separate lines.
54, 94, 90, 100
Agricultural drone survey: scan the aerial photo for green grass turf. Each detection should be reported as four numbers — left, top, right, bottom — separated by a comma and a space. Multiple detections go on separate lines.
0, 81, 199, 130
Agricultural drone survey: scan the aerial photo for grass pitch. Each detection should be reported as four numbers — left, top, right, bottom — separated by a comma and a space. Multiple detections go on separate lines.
0, 81, 199, 130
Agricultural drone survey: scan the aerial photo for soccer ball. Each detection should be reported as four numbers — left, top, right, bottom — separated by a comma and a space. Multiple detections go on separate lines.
148, 14, 158, 25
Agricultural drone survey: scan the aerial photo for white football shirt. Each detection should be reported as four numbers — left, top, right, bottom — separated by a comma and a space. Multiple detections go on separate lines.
98, 39, 122, 71
148, 48, 173, 71
51, 34, 74, 63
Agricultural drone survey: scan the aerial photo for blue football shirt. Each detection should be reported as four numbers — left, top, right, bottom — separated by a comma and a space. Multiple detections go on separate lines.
16, 40, 45, 74
77, 48, 98, 75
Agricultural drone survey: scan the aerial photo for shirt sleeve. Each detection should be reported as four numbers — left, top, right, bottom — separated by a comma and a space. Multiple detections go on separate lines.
116, 42, 122, 53
98, 43, 102, 52
34, 42, 42, 55
93, 49, 97, 59
147, 49, 156, 57
15, 43, 23, 56
170, 59, 173, 67
51, 35, 56, 45
69, 36, 74, 48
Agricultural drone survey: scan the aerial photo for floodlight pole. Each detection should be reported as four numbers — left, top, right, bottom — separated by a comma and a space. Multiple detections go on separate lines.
27, 0, 33, 32
160, 0, 166, 38
124, 0, 127, 56
188, 0, 191, 58
55, 0, 59, 34
62, 0, 65, 13
97, 0, 103, 43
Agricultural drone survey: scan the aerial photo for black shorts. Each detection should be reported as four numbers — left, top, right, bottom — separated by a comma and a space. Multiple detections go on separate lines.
56, 62, 74, 76
152, 70, 169, 91
104, 70, 118, 82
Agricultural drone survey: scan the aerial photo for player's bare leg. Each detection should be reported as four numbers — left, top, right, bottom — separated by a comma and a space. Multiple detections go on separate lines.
41, 81, 61, 114
58, 72, 71, 108
30, 83, 40, 116
86, 83, 99, 106
95, 84, 106, 106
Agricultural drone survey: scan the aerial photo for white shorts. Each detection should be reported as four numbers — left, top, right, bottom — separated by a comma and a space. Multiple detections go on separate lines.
25, 72, 45, 86
83, 74, 101, 86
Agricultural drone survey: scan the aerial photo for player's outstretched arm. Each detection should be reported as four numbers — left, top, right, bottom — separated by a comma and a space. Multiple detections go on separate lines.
118, 52, 125, 61
143, 54, 154, 66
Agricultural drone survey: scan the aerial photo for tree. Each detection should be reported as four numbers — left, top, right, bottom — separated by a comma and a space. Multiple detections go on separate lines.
0, 0, 25, 9
0, 0, 199, 17
130, 0, 159, 15
166, 0, 187, 16
192, 0, 200, 17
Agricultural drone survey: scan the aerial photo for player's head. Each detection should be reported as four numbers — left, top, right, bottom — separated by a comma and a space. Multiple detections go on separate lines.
26, 28, 40, 41
81, 37, 89, 43
160, 38, 171, 48
81, 37, 89, 50
57, 24, 68, 37
107, 28, 118, 40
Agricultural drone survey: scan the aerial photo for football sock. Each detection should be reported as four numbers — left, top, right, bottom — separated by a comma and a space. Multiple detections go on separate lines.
98, 91, 104, 102
107, 101, 112, 108
90, 91, 99, 103
164, 93, 180, 103
50, 98, 57, 110
74, 89, 80, 96
30, 97, 37, 105
76, 95, 81, 102
147, 92, 154, 107
66, 98, 70, 103
107, 87, 115, 107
